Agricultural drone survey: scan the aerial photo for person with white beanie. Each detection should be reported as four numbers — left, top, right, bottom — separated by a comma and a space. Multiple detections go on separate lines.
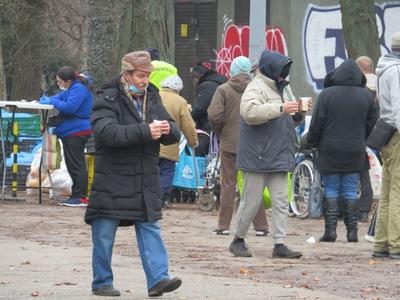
208, 56, 269, 237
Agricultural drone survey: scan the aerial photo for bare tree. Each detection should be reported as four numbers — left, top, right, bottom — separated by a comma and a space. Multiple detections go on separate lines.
340, 0, 381, 66
86, 0, 174, 87
0, 41, 6, 100
131, 0, 174, 61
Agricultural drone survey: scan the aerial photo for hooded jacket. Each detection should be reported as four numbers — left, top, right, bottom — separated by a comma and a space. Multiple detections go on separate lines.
85, 77, 180, 226
236, 51, 297, 172
207, 73, 252, 153
159, 88, 198, 161
191, 70, 227, 132
376, 54, 400, 131
307, 60, 377, 175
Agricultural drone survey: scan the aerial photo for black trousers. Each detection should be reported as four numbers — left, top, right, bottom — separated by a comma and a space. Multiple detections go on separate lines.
358, 170, 373, 213
62, 135, 89, 198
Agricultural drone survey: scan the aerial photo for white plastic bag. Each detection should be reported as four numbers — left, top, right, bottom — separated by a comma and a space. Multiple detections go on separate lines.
367, 147, 382, 200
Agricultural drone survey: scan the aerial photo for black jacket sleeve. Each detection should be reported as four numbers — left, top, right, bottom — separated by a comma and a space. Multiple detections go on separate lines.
191, 81, 218, 126
91, 96, 152, 148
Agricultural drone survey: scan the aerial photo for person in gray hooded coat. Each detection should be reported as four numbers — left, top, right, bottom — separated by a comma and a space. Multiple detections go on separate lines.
229, 50, 307, 258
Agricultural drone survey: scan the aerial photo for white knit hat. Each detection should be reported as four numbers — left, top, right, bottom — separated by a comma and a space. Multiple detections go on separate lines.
160, 75, 183, 93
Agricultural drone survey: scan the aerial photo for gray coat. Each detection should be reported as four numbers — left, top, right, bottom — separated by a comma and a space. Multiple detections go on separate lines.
236, 54, 297, 172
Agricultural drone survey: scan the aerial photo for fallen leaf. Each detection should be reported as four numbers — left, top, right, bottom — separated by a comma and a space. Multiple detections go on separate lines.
314, 277, 320, 281
284, 284, 293, 288
300, 283, 312, 289
368, 259, 377, 265
31, 291, 40, 297
239, 268, 249, 275
301, 271, 308, 276
0, 281, 10, 284
21, 261, 31, 265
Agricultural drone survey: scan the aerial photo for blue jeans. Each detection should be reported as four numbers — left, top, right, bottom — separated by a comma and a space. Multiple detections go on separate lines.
321, 173, 360, 199
159, 158, 176, 194
91, 218, 169, 290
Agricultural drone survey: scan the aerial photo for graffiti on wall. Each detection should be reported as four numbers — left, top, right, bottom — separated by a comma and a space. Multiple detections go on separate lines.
214, 22, 288, 78
303, 2, 400, 92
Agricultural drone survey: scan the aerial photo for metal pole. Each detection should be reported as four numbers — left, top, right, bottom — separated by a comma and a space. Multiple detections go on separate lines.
249, 0, 267, 63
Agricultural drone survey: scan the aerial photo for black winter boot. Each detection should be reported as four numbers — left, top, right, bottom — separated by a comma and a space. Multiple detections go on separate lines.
343, 199, 358, 242
319, 198, 338, 242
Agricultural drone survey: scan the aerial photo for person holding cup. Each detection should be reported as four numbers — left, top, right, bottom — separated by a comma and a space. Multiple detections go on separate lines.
85, 51, 182, 297
229, 50, 309, 258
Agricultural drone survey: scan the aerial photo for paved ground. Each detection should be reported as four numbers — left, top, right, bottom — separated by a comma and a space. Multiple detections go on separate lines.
0, 197, 399, 300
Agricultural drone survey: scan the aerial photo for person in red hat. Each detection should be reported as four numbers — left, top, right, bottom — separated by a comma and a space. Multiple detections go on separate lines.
85, 51, 182, 297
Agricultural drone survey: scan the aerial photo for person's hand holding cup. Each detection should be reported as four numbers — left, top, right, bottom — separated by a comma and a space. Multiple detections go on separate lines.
149, 120, 162, 140
160, 120, 170, 135
282, 101, 299, 115
299, 97, 312, 112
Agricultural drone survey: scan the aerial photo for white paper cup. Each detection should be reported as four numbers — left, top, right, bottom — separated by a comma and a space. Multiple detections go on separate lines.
300, 97, 311, 112
306, 236, 316, 244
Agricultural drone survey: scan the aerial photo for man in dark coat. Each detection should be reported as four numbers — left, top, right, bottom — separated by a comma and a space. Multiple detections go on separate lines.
307, 59, 377, 243
191, 63, 227, 132
85, 51, 182, 297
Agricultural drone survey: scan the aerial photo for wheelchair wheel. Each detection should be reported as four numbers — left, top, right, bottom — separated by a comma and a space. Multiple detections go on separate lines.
291, 159, 314, 219
197, 190, 215, 212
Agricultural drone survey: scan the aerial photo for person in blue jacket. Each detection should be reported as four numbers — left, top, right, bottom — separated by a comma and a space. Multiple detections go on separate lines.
40, 66, 93, 207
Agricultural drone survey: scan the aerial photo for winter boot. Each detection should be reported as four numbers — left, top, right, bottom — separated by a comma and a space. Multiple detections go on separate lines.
343, 199, 358, 242
319, 198, 338, 242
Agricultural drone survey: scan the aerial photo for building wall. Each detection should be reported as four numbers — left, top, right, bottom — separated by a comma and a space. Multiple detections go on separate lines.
270, 0, 400, 99
212, 0, 400, 100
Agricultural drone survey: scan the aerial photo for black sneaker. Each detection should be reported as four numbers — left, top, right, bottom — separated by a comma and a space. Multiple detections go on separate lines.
213, 229, 230, 235
229, 239, 252, 257
372, 250, 390, 258
92, 285, 121, 296
148, 277, 182, 297
272, 244, 302, 259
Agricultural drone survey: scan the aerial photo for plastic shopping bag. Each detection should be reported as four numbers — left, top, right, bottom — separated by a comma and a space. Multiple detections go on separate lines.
367, 147, 382, 199
42, 130, 61, 171
172, 145, 205, 189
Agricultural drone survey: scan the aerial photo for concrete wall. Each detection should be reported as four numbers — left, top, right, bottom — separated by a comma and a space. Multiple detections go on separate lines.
213, 0, 400, 100
269, 0, 400, 99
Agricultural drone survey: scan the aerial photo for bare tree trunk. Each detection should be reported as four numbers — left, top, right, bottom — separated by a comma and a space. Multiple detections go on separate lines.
131, 0, 174, 62
10, 0, 45, 101
87, 0, 174, 87
340, 0, 381, 66
0, 41, 7, 100
86, 0, 132, 87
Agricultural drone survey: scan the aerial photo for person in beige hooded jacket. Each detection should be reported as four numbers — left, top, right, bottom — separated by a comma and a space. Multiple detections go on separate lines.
208, 56, 269, 236
158, 75, 198, 207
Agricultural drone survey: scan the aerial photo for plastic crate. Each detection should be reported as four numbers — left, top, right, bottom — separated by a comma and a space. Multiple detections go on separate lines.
1, 112, 41, 138
3, 165, 31, 191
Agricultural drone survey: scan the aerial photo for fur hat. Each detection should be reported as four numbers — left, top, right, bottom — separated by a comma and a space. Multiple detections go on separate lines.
230, 56, 251, 77
121, 51, 153, 73
391, 31, 400, 51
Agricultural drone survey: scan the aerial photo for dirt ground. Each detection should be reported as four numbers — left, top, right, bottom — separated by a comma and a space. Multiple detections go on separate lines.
1, 194, 399, 300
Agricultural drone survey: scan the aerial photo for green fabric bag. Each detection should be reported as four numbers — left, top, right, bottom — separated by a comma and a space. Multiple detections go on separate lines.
237, 171, 292, 209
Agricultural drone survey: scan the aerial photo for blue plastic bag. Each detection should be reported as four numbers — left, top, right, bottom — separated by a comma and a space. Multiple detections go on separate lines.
172, 146, 205, 189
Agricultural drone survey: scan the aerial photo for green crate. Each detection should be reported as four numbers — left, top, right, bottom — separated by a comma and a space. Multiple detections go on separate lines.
1, 113, 41, 138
